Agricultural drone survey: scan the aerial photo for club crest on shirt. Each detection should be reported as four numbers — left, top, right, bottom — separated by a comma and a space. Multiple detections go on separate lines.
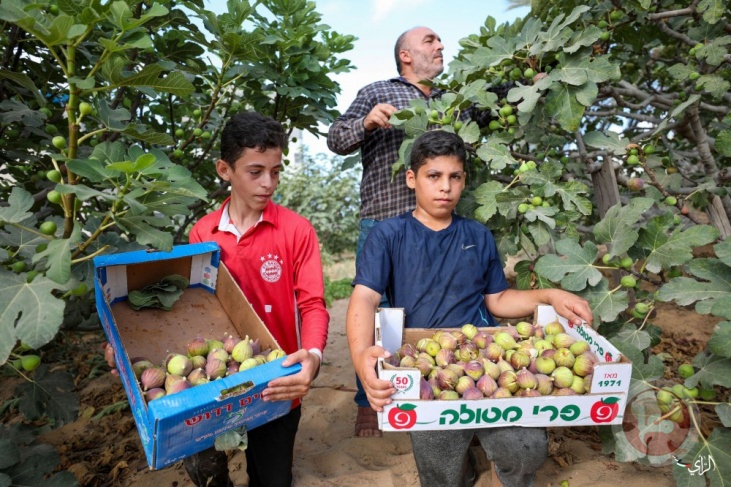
259, 253, 283, 283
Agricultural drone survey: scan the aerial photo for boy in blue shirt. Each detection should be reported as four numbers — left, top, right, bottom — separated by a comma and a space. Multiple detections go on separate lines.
346, 130, 593, 487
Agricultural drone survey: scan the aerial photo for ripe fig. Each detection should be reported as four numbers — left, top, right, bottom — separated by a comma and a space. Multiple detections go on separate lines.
208, 348, 229, 363
552, 388, 577, 396
238, 358, 259, 371
553, 348, 576, 368
428, 376, 441, 397
510, 350, 531, 370
420, 377, 434, 400
187, 368, 208, 386
456, 342, 479, 362
461, 387, 484, 400
398, 343, 418, 359
461, 324, 478, 340
132, 358, 154, 379
570, 375, 585, 394
437, 368, 459, 391
535, 374, 554, 396
141, 366, 166, 391
482, 358, 501, 380
438, 390, 460, 400
418, 352, 435, 366
267, 349, 286, 362
425, 339, 441, 357
463, 360, 484, 381
450, 331, 467, 345
446, 363, 465, 378
495, 332, 519, 351
145, 388, 166, 402
434, 348, 455, 368
455, 376, 475, 395
190, 355, 207, 370
569, 340, 590, 356
573, 353, 595, 377
472, 331, 492, 349
399, 355, 417, 368
497, 358, 515, 374
231, 340, 253, 363
516, 368, 538, 390
167, 354, 193, 377
223, 334, 241, 354
516, 388, 542, 397
627, 177, 645, 191
583, 374, 593, 394
534, 339, 554, 355
498, 370, 519, 393
167, 378, 193, 395
515, 321, 534, 338
535, 356, 556, 375
553, 333, 575, 349
551, 366, 575, 388
476, 374, 498, 397
415, 357, 434, 377
206, 358, 227, 380
187, 336, 209, 357
437, 332, 458, 351
490, 387, 513, 398
484, 343, 505, 362
206, 339, 225, 352
543, 320, 565, 336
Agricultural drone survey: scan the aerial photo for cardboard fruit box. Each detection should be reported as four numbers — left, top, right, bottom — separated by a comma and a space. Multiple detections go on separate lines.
376, 305, 631, 432
93, 242, 300, 470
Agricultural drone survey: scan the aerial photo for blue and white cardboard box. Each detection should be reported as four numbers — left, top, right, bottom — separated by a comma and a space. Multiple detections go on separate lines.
93, 242, 300, 470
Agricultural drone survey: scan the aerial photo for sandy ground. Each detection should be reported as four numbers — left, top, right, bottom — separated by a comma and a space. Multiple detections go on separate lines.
115, 297, 683, 487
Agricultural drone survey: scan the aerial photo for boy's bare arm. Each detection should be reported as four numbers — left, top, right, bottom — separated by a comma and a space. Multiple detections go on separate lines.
346, 285, 397, 411
485, 288, 593, 327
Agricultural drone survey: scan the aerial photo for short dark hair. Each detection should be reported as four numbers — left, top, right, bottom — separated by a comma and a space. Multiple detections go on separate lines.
409, 130, 466, 173
394, 29, 409, 74
220, 112, 287, 167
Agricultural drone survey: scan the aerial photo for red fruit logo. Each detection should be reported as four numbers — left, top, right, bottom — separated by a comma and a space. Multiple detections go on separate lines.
605, 352, 613, 361
590, 397, 620, 423
388, 404, 418, 429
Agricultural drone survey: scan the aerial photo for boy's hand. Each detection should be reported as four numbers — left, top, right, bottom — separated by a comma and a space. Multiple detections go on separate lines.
551, 291, 594, 327
262, 349, 320, 402
103, 342, 119, 376
355, 345, 397, 411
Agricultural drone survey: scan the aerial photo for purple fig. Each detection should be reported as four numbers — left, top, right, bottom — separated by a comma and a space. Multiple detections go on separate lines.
167, 378, 193, 395
552, 387, 577, 396
223, 334, 241, 354
476, 374, 498, 397
206, 358, 227, 380
188, 368, 208, 385
485, 343, 505, 362
249, 338, 261, 356
583, 374, 593, 393
226, 360, 240, 376
428, 376, 442, 397
437, 368, 459, 391
446, 363, 464, 378
503, 325, 521, 340
208, 348, 229, 363
415, 357, 434, 377
535, 374, 554, 396
417, 352, 436, 366
187, 336, 209, 357
498, 370, 519, 393
420, 377, 434, 400
450, 330, 467, 345
145, 388, 166, 402
132, 358, 154, 379
463, 360, 484, 381
534, 339, 554, 355
398, 343, 417, 359
167, 354, 193, 377
164, 374, 184, 393
430, 330, 444, 343
497, 358, 514, 374
416, 338, 431, 353
435, 348, 456, 367
437, 332, 458, 351
472, 331, 492, 349
516, 368, 538, 390
140, 366, 166, 391
461, 387, 484, 400
541, 348, 557, 359
573, 353, 596, 377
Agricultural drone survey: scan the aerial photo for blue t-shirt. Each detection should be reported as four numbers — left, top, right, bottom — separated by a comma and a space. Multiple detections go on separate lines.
354, 212, 509, 328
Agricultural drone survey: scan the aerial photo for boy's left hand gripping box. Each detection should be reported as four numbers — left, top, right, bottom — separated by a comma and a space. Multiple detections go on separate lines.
94, 242, 300, 470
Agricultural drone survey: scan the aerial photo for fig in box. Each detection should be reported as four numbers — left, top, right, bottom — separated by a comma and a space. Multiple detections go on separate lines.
93, 242, 301, 470
374, 306, 631, 432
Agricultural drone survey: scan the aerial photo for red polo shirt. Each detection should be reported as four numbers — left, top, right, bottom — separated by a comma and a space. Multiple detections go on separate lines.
189, 198, 329, 359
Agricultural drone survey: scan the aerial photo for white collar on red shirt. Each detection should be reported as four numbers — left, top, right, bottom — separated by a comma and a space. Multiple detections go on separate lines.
218, 201, 264, 240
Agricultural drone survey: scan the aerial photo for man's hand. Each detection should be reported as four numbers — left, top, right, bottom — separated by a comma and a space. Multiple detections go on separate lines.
355, 345, 397, 412
261, 349, 320, 402
549, 291, 594, 327
103, 342, 119, 376
363, 103, 398, 131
